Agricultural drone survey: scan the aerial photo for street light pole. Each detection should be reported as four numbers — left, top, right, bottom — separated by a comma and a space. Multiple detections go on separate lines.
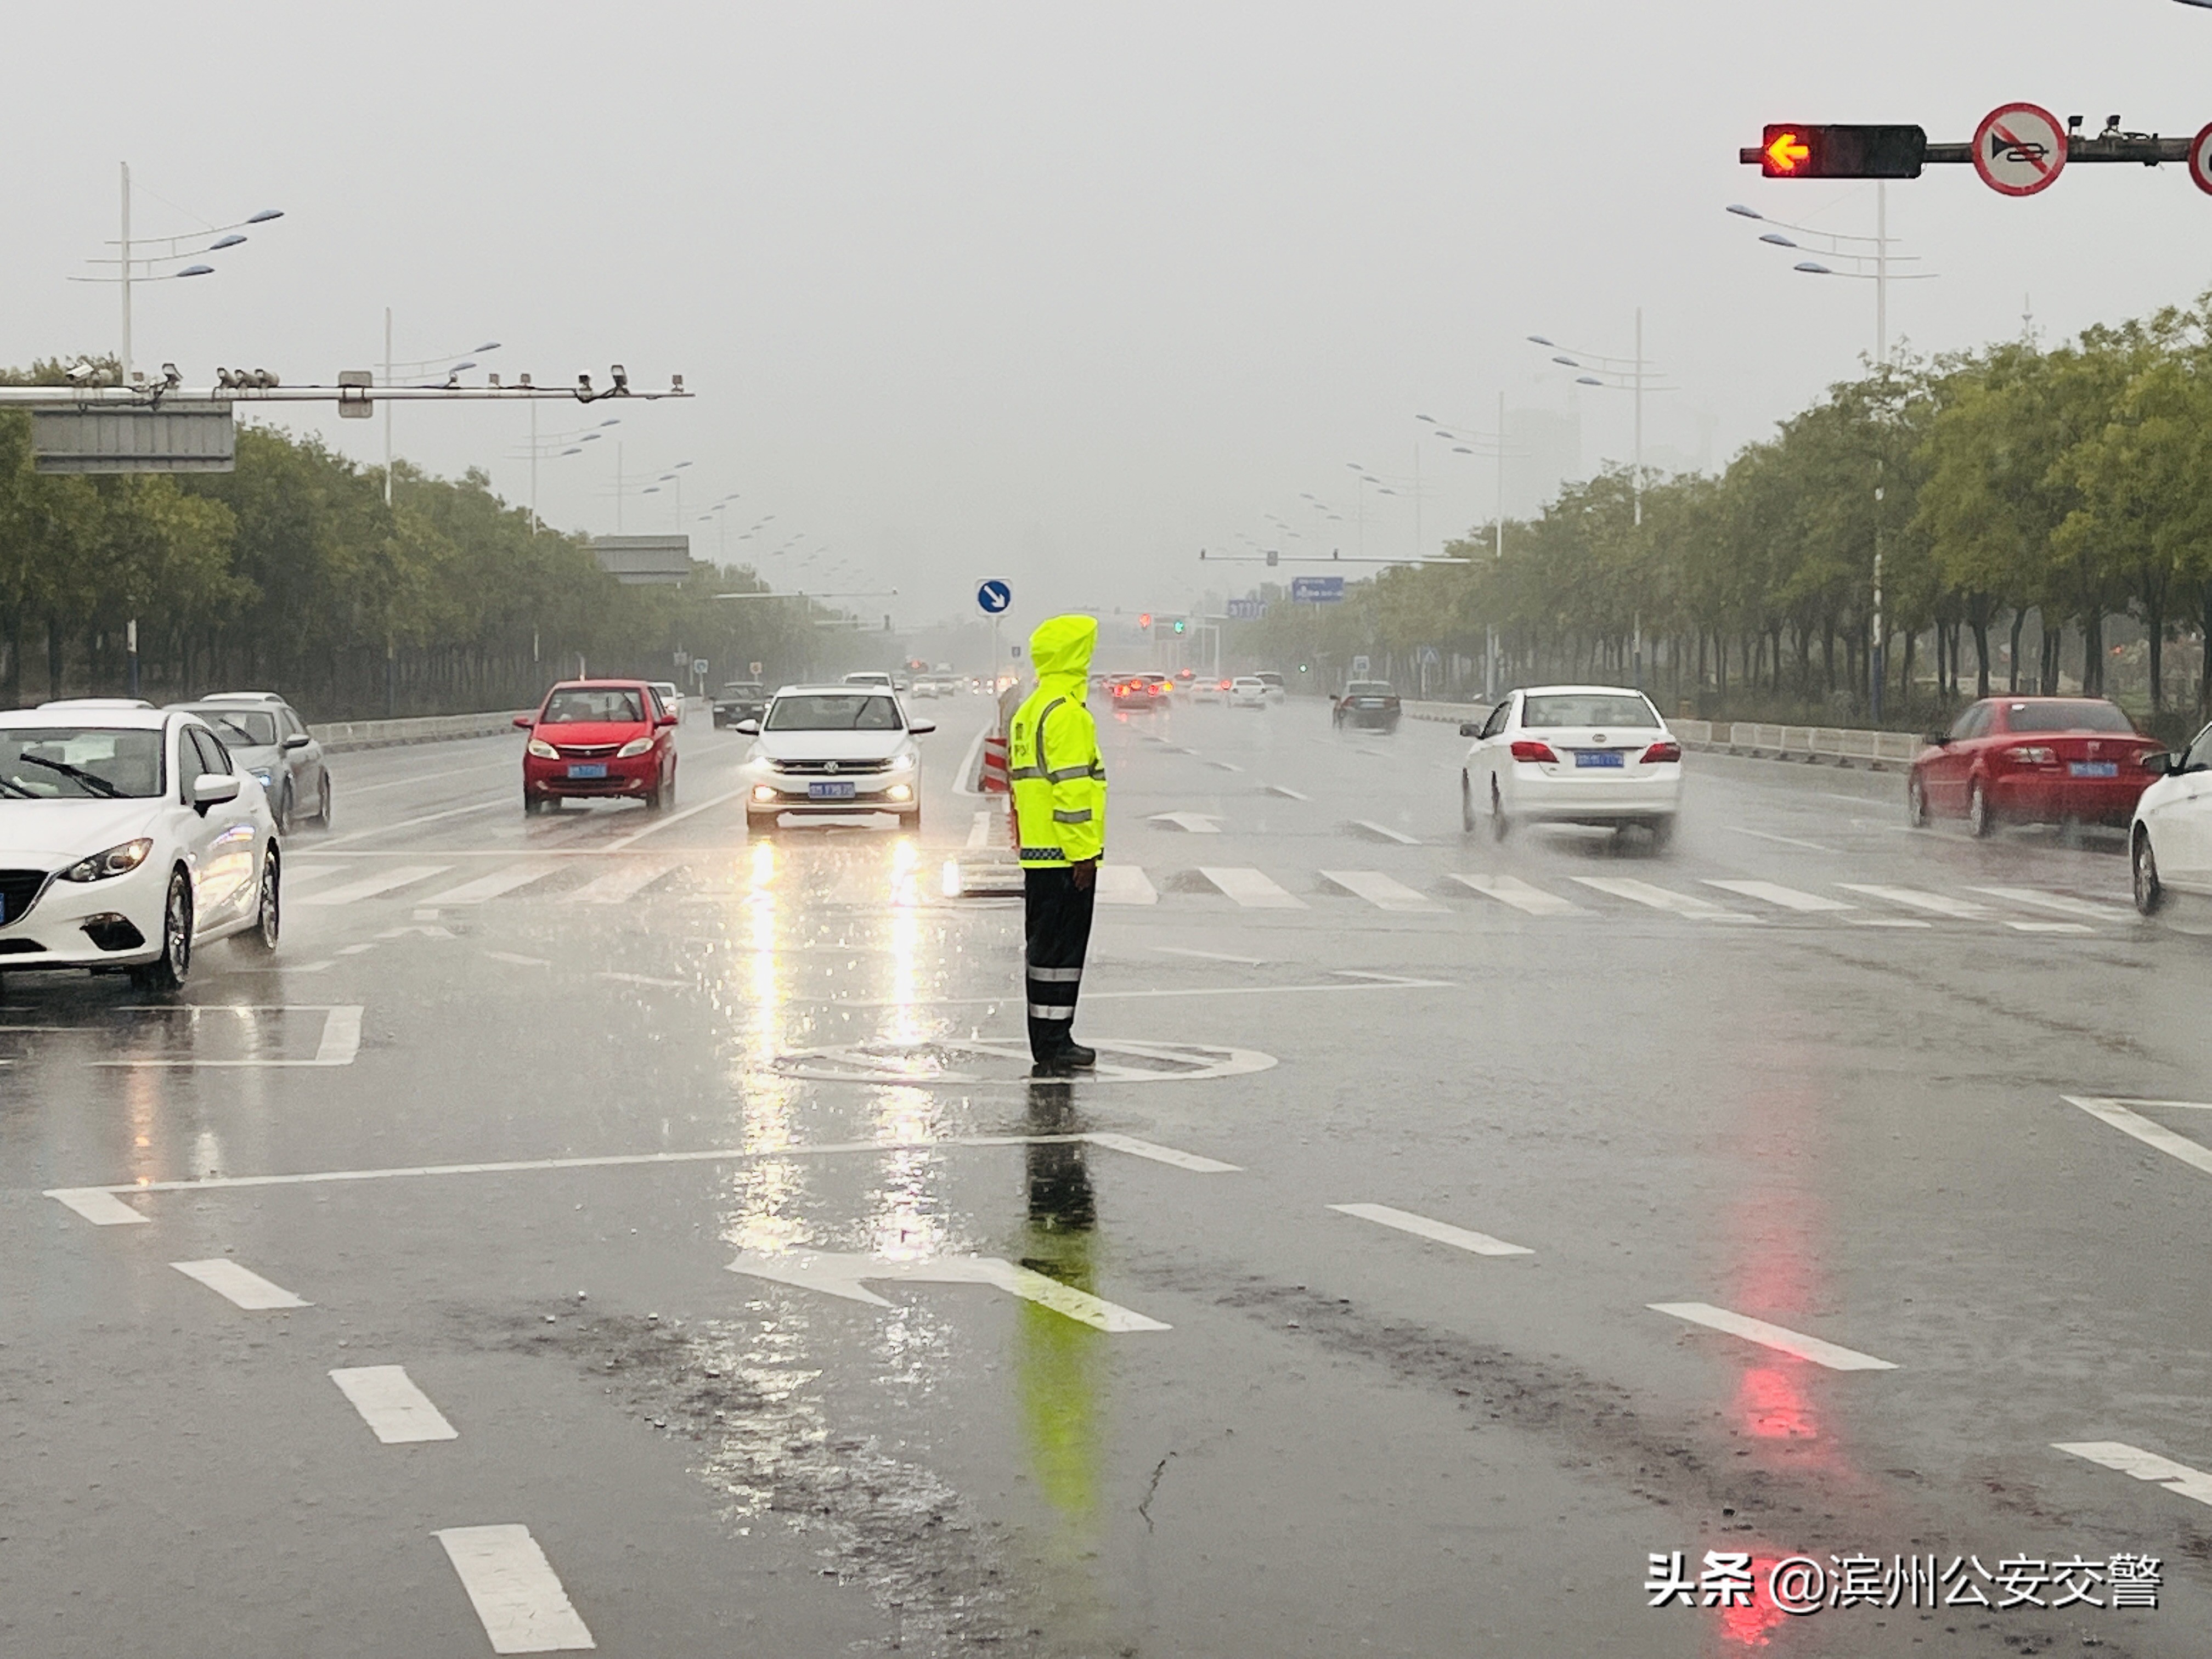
383, 307, 393, 507
119, 164, 132, 384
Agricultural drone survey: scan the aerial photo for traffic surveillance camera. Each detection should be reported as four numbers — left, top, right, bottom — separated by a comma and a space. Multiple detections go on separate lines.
487, 373, 501, 388
609, 364, 628, 391
577, 374, 593, 393
160, 363, 180, 387
517, 373, 532, 387
2068, 115, 2085, 132
670, 373, 684, 392
65, 360, 97, 383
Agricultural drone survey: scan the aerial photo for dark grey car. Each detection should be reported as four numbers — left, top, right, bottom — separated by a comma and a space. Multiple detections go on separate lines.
169, 694, 331, 833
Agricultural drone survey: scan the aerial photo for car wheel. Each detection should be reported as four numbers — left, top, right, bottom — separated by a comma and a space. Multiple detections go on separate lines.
1460, 771, 1476, 834
243, 849, 280, 953
272, 785, 293, 837
1906, 773, 1928, 828
1489, 778, 1510, 843
2134, 828, 2165, 916
1967, 778, 1995, 839
315, 772, 333, 826
1648, 815, 1676, 852
131, 868, 193, 992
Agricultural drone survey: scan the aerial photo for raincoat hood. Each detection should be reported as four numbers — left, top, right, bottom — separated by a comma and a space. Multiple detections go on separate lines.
1028, 614, 1096, 689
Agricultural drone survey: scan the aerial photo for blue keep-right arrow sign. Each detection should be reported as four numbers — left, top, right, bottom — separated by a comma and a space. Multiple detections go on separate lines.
977, 579, 1012, 615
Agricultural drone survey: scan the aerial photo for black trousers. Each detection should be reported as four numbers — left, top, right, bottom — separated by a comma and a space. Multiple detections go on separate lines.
1024, 865, 1096, 1059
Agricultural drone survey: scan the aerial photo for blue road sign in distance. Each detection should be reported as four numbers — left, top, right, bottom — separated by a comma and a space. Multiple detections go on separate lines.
1289, 576, 1345, 602
977, 579, 1013, 615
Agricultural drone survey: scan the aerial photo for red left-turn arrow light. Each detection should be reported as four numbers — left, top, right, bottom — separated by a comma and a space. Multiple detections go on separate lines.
1763, 128, 1812, 176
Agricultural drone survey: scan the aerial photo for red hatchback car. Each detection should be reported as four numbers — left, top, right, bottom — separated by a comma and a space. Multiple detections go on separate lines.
517, 680, 678, 814
1908, 696, 2163, 836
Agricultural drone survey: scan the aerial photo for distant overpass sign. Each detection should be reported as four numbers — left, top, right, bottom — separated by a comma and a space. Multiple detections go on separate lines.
1289, 576, 1345, 602
32, 401, 235, 473
592, 535, 692, 585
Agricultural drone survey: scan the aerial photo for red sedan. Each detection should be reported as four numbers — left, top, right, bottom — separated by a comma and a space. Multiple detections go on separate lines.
516, 680, 678, 814
1908, 696, 2163, 836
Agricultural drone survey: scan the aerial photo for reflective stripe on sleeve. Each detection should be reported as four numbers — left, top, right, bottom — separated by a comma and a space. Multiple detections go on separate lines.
1007, 765, 1044, 781
1027, 1003, 1077, 1021
1026, 966, 1084, 983
1045, 764, 1091, 782
1052, 807, 1093, 823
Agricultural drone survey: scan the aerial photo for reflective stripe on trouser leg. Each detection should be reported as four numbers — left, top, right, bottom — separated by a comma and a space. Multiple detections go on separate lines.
1024, 864, 1097, 1061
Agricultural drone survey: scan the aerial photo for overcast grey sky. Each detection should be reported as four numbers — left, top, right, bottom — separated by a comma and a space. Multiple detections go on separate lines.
10, 3, 2212, 630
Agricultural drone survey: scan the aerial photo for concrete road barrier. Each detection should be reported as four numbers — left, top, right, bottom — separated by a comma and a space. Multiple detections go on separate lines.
315, 711, 529, 754
1401, 701, 1921, 771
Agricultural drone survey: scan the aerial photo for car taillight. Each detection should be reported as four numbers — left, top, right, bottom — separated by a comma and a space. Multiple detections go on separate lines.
1641, 740, 1681, 764
2002, 745, 2056, 765
1509, 740, 1558, 763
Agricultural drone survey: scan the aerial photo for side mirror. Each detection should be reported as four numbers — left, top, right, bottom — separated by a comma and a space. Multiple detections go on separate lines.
1922, 733, 1949, 747
2145, 751, 2180, 775
281, 732, 311, 751
907, 719, 936, 735
657, 714, 678, 729
513, 714, 535, 730
193, 772, 241, 811
1458, 723, 1481, 738
732, 718, 761, 735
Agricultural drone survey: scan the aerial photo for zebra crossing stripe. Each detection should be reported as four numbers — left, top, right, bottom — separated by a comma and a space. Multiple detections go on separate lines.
1704, 879, 1853, 913
1095, 865, 1158, 905
1320, 871, 1443, 912
1446, 873, 1583, 915
1572, 877, 1753, 921
299, 865, 450, 906
568, 857, 683, 904
1198, 867, 1305, 908
421, 864, 558, 905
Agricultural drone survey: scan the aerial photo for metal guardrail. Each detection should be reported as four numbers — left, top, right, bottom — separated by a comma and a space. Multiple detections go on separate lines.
315, 711, 527, 753
1402, 701, 1920, 769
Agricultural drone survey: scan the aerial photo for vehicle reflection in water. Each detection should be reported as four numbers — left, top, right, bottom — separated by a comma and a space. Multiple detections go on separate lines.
721, 835, 809, 1255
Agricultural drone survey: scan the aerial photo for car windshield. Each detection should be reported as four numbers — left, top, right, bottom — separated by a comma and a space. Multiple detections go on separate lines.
543, 687, 645, 724
766, 693, 902, 731
182, 708, 278, 747
2004, 700, 2135, 735
1346, 682, 1395, 697
723, 684, 763, 697
0, 726, 165, 799
1521, 693, 1658, 729
1255, 673, 1283, 686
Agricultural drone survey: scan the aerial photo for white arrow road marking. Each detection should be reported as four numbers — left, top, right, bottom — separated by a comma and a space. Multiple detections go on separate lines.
377, 923, 459, 940
2054, 1441, 2212, 1508
434, 1525, 596, 1654
726, 1251, 1171, 1331
1206, 759, 1244, 772
1704, 879, 1854, 913
1330, 1202, 1532, 1256
1649, 1302, 1895, 1371
1198, 867, 1304, 907
1447, 873, 1583, 916
1321, 871, 1443, 911
171, 1259, 311, 1310
1095, 864, 1158, 905
2066, 1096, 2212, 1179
1351, 820, 1421, 845
1149, 812, 1223, 833
331, 1365, 459, 1443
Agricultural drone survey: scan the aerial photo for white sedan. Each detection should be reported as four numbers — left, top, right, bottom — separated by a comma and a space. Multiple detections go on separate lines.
0, 702, 281, 989
1459, 684, 1682, 847
1229, 676, 1270, 709
2130, 720, 2212, 914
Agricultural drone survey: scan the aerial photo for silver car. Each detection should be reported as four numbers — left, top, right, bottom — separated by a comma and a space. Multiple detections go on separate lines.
168, 693, 331, 833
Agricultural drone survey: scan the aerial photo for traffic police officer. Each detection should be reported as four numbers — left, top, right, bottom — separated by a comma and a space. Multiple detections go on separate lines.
1008, 614, 1107, 1075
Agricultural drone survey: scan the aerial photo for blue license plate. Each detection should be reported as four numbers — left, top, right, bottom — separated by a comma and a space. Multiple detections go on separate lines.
1573, 751, 1624, 768
2070, 761, 2118, 778
808, 781, 856, 800
566, 763, 608, 779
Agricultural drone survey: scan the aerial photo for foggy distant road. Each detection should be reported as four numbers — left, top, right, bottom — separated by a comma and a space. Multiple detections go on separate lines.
5, 692, 2207, 1657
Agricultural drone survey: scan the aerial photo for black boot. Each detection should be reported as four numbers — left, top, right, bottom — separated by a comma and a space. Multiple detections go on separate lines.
1059, 1041, 1097, 1068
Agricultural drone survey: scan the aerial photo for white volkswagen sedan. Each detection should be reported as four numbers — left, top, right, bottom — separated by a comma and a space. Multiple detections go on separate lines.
1459, 684, 1683, 847
737, 685, 935, 833
0, 702, 280, 988
1229, 675, 1270, 709
2130, 719, 2212, 915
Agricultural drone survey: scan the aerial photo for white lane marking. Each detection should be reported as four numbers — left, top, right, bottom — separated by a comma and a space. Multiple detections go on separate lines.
344, 759, 515, 797
318, 799, 506, 848
2066, 1096, 2212, 1179
1649, 1302, 1895, 1371
315, 1006, 364, 1065
2054, 1441, 2212, 1508
282, 862, 347, 888
1330, 1201, 1532, 1256
421, 863, 558, 905
1844, 917, 1931, 929
1723, 825, 1837, 853
1095, 864, 1158, 906
2007, 920, 2095, 935
597, 971, 687, 989
47, 1188, 150, 1226
1967, 885, 2134, 924
1351, 820, 1421, 845
1197, 866, 1305, 907
93, 1005, 365, 1070
1081, 1133, 1240, 1172
52, 1131, 1242, 1204
1206, 760, 1244, 772
1572, 877, 1753, 920
1837, 883, 1994, 920
1447, 873, 1584, 916
567, 857, 683, 904
1264, 785, 1311, 800
434, 1525, 597, 1654
603, 783, 753, 850
1704, 879, 1854, 913
337, 943, 377, 956
1153, 945, 1263, 966
331, 1365, 459, 1444
171, 1259, 311, 1310
1330, 970, 1442, 985
1149, 812, 1223, 833
300, 865, 452, 906
966, 810, 991, 850
1320, 870, 1444, 912
725, 1250, 1170, 1332
486, 951, 551, 968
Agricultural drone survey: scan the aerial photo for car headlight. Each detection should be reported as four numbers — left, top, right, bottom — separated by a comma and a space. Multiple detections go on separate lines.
60, 838, 154, 883
527, 738, 559, 759
252, 769, 274, 788
616, 736, 654, 758
890, 751, 917, 771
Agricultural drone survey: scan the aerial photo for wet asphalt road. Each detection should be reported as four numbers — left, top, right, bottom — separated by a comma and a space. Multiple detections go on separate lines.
5, 692, 2211, 1658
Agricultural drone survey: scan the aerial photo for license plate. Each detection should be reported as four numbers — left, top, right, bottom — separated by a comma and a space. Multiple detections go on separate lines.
566, 763, 608, 779
808, 781, 856, 800
1573, 750, 1624, 768
2070, 761, 2118, 778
